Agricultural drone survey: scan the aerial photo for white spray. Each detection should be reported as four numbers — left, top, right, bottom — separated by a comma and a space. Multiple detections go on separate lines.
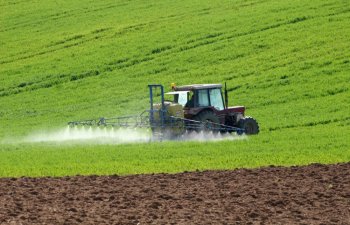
2, 126, 247, 145
176, 130, 247, 142
22, 126, 151, 144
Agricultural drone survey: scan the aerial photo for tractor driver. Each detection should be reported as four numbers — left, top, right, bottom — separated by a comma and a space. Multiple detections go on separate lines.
185, 92, 194, 108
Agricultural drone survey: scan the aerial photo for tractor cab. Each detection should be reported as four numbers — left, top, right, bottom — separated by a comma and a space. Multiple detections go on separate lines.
166, 84, 225, 109
175, 84, 228, 122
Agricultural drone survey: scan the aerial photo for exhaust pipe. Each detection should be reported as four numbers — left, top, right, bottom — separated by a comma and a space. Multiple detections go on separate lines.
225, 82, 228, 109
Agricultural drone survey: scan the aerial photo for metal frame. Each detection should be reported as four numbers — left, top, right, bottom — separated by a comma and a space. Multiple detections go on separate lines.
148, 84, 166, 130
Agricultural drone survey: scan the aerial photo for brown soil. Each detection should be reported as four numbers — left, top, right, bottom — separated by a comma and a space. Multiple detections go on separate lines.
0, 163, 349, 225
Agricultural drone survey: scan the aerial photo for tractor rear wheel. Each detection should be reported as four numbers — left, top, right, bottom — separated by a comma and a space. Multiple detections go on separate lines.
239, 117, 259, 135
193, 111, 220, 132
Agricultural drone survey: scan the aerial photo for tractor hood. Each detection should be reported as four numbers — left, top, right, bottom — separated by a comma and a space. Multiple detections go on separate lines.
227, 106, 245, 114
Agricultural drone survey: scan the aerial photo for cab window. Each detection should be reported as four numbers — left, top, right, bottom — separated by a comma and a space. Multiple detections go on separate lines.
209, 88, 224, 110
177, 92, 188, 106
197, 89, 209, 107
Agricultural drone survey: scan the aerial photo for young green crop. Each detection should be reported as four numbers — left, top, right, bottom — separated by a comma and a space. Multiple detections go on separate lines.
0, 123, 349, 177
0, 0, 349, 177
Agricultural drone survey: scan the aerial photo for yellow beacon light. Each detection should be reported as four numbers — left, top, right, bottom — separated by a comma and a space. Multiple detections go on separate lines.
171, 83, 176, 90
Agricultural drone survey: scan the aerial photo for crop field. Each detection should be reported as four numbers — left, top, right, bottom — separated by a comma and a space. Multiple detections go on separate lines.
1, 0, 350, 223
1, 0, 349, 177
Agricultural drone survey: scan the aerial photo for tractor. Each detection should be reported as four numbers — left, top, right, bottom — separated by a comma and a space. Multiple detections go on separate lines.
68, 83, 259, 140
164, 83, 259, 135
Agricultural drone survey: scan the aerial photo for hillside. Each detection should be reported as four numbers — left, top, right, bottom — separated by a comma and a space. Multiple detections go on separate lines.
0, 0, 349, 176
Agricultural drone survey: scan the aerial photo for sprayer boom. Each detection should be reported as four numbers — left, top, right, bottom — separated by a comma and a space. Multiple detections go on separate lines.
68, 113, 150, 128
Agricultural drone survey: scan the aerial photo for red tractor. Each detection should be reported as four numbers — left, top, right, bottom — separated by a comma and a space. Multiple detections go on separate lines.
167, 83, 259, 135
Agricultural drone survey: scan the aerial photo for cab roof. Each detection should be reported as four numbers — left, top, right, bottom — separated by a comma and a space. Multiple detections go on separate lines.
174, 84, 222, 91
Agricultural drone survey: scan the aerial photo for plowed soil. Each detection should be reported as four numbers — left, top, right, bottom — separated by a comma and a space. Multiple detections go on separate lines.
0, 163, 349, 225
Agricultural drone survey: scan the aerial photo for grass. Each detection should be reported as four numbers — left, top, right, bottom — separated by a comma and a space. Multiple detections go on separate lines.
0, 0, 349, 177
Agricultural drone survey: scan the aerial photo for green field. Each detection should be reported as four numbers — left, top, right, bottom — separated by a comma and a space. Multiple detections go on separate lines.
0, 0, 349, 177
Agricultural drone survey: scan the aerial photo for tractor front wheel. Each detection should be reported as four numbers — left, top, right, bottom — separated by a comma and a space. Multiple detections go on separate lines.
239, 117, 259, 135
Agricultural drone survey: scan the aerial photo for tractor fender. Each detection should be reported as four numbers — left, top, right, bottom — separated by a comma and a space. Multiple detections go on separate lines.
225, 106, 245, 115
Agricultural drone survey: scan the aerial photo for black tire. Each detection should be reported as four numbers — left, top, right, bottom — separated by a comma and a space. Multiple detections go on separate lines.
193, 111, 220, 132
239, 116, 259, 135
